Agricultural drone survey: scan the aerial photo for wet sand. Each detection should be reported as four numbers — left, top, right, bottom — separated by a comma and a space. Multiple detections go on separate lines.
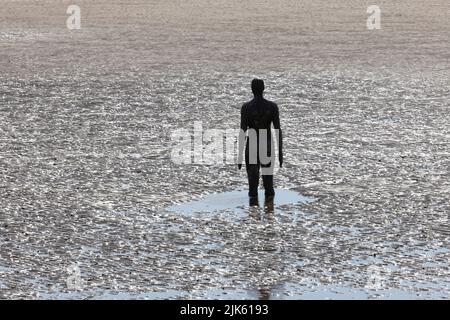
0, 0, 449, 299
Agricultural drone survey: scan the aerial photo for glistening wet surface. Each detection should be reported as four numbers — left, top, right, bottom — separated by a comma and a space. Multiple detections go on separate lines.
167, 187, 313, 218
0, 0, 450, 299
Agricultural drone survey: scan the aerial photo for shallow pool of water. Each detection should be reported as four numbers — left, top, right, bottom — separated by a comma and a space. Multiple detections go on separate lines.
167, 187, 313, 215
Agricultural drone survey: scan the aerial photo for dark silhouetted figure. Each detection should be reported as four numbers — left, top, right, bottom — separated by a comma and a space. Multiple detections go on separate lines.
238, 79, 283, 207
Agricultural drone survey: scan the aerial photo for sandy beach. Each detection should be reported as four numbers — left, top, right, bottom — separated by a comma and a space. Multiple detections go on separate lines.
0, 0, 449, 299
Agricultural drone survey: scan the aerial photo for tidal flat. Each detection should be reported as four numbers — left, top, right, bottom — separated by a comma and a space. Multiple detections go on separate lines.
0, 0, 449, 299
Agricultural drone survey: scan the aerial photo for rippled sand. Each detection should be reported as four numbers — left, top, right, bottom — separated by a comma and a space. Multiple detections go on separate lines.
0, 0, 449, 299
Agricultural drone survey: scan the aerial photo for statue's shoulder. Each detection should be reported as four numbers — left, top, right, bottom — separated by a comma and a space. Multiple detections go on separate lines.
241, 101, 251, 111
266, 99, 279, 111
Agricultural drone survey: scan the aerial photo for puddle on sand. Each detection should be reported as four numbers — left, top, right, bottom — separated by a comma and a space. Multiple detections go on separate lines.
167, 187, 313, 216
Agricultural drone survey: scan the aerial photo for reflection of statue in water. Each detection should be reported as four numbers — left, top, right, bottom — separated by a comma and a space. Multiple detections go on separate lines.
249, 196, 274, 216
258, 286, 271, 300
244, 204, 285, 300
238, 79, 283, 206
